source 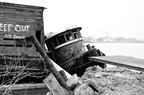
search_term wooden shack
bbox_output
[0,2,48,85]
[0,2,46,66]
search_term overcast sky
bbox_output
[2,0,144,40]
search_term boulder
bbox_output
[66,74,79,89]
[74,83,95,95]
[46,92,52,95]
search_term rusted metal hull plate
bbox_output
[89,55,144,72]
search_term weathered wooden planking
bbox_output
[0,40,15,45]
[0,2,45,58]
[89,55,144,72]
[43,73,70,95]
[0,2,45,11]
[0,2,44,40]
[0,47,37,56]
[0,83,46,91]
[0,46,36,54]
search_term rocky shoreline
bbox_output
[70,66,144,95]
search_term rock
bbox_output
[74,83,95,95]
[114,73,127,78]
[78,66,144,95]
[84,79,99,92]
[46,92,52,95]
[86,65,102,72]
[66,74,79,89]
[96,65,103,71]
[95,73,103,78]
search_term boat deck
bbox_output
[89,55,144,72]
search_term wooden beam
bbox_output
[30,35,70,91]
[89,55,144,72]
[0,83,46,91]
[59,70,68,82]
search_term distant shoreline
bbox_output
[83,36,144,43]
[85,41,144,43]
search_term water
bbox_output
[87,43,144,59]
[87,43,144,68]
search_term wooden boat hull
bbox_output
[60,48,106,76]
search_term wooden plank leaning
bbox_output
[29,35,71,92]
[44,73,69,95]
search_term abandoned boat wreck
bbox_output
[45,27,106,76]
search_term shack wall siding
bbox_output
[0,2,45,57]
